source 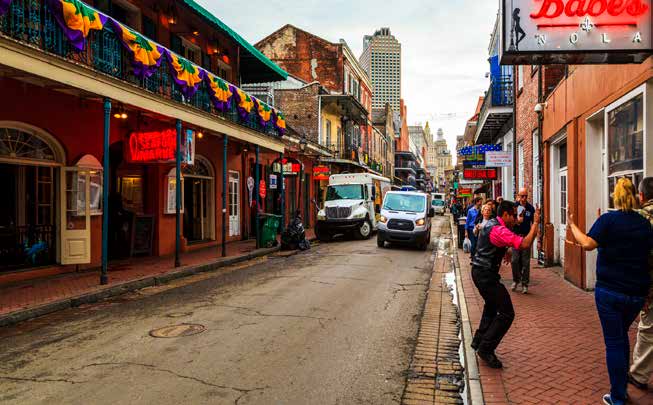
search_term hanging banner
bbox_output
[205,72,233,111]
[233,87,255,120]
[254,99,273,127]
[273,110,287,136]
[111,21,164,79]
[164,51,205,99]
[500,0,653,64]
[46,0,108,51]
[0,0,11,16]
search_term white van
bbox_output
[431,193,446,216]
[377,191,435,250]
[316,173,391,241]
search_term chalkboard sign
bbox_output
[130,215,154,256]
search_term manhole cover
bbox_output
[166,312,193,318]
[149,324,206,338]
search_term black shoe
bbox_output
[477,351,503,369]
[471,336,481,351]
[628,373,648,390]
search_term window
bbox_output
[181,38,201,64]
[518,66,524,91]
[606,93,644,209]
[142,15,157,41]
[76,155,104,216]
[165,169,185,215]
[325,120,332,149]
[518,142,524,190]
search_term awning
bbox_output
[181,0,288,83]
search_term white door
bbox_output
[228,171,240,237]
[558,170,568,266]
[60,168,91,265]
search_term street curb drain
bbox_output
[149,323,206,338]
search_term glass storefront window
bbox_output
[607,94,644,209]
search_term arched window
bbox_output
[0,124,65,164]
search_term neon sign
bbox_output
[127,130,176,163]
[530,0,649,19]
[463,169,498,180]
[500,0,653,64]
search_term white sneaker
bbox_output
[522,286,528,294]
[511,282,518,292]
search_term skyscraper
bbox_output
[360,28,401,114]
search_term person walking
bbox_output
[473,203,494,238]
[470,200,540,368]
[511,188,536,294]
[629,177,653,391]
[567,178,653,405]
[465,197,483,257]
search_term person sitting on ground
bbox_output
[628,177,653,392]
[471,200,540,369]
[567,177,653,405]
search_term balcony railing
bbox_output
[489,75,514,107]
[0,0,281,138]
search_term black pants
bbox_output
[472,267,515,353]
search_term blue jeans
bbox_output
[467,231,477,258]
[595,286,646,404]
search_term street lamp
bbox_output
[299,134,308,153]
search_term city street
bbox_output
[0,217,453,405]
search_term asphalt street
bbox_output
[0,218,449,405]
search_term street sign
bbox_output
[500,0,653,64]
[485,151,513,167]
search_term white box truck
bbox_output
[316,173,391,241]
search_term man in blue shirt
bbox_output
[511,188,536,294]
[465,197,483,257]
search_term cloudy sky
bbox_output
[196,0,498,152]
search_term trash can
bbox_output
[457,217,467,249]
[258,214,281,248]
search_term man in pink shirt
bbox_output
[470,200,540,369]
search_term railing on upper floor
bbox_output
[0,0,281,138]
[489,74,514,107]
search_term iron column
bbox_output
[279,152,285,233]
[255,145,260,249]
[101,98,111,285]
[222,135,228,257]
[175,119,182,268]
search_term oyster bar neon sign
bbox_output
[500,0,653,64]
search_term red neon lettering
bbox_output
[128,129,176,163]
[531,0,648,18]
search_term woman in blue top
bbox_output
[568,178,653,405]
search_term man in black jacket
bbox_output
[471,200,540,368]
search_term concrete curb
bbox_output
[449,216,485,405]
[0,245,281,328]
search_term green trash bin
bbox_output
[258,214,281,248]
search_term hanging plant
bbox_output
[46,0,108,51]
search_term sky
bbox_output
[196,0,498,153]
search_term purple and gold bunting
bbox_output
[254,99,273,127]
[164,51,205,99]
[273,109,286,136]
[46,0,107,51]
[0,0,12,16]
[111,21,163,79]
[232,86,254,120]
[205,72,233,111]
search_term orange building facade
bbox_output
[541,59,653,289]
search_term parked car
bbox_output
[316,173,391,241]
[377,191,435,250]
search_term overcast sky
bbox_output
[196,0,498,152]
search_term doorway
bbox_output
[550,139,568,266]
[183,156,215,244]
[228,171,240,237]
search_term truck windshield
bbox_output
[326,185,364,201]
[383,194,426,213]
[432,200,445,206]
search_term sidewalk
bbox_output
[457,252,653,404]
[0,229,315,325]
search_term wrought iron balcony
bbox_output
[475,74,514,144]
[0,0,282,138]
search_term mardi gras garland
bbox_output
[0,0,12,16]
[46,0,107,51]
[111,21,163,79]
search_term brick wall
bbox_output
[515,66,539,200]
[274,84,320,143]
[256,25,343,93]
